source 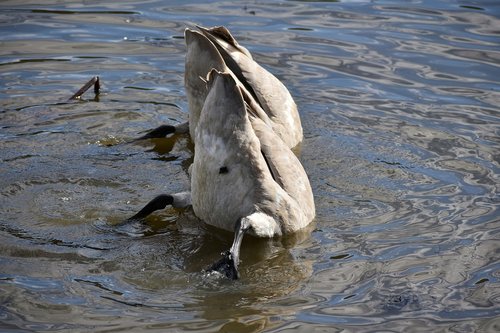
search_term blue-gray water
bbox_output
[1,0,499,332]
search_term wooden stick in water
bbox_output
[93,76,100,95]
[69,76,100,100]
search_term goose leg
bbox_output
[206,217,251,280]
[134,122,189,141]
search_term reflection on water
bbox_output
[0,0,499,332]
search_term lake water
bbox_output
[1,0,499,332]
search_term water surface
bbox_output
[1,0,499,332]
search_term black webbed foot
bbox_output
[135,125,176,141]
[125,194,174,222]
[206,250,239,280]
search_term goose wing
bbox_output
[248,106,315,223]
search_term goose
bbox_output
[125,69,315,279]
[141,26,303,149]
[190,69,315,279]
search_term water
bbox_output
[1,0,499,332]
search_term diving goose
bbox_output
[191,69,315,278]
[141,26,303,149]
[125,69,315,278]
[194,26,302,149]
